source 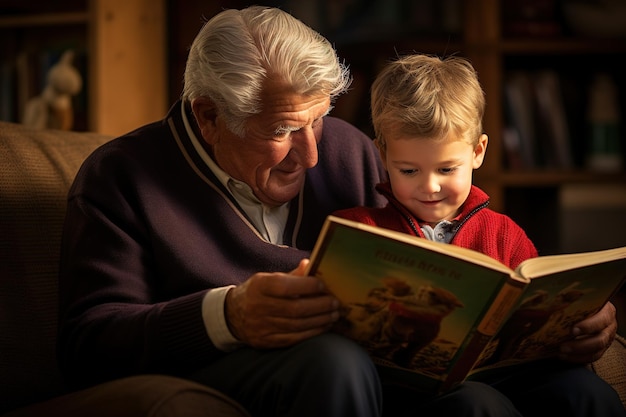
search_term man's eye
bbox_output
[273,128,294,139]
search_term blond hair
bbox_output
[371,54,485,151]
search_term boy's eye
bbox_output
[439,167,456,174]
[400,169,417,175]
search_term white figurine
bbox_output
[22,50,83,130]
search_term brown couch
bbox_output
[1,120,625,415]
[0,121,250,416]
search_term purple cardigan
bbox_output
[57,100,387,387]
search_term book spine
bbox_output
[438,278,527,393]
[477,278,527,335]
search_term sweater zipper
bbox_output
[452,200,490,234]
[404,200,490,237]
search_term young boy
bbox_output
[333,54,625,417]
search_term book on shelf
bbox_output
[532,70,573,169]
[305,215,626,394]
[0,58,16,122]
[14,50,33,124]
[503,71,537,169]
[503,69,578,170]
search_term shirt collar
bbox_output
[181,103,289,243]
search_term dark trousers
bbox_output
[189,334,625,417]
[383,360,626,417]
[189,333,382,417]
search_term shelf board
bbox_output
[336,36,626,62]
[476,170,626,187]
[0,12,88,28]
[466,37,626,55]
[336,36,464,60]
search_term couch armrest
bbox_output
[589,334,626,407]
[1,375,251,417]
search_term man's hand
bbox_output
[224,259,340,348]
[558,301,618,363]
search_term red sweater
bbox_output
[333,182,538,270]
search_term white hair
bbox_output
[183,6,351,137]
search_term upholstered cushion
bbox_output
[589,334,626,405]
[1,375,251,417]
[0,122,250,417]
[0,121,112,412]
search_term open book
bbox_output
[305,215,626,394]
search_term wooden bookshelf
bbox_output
[0,11,89,27]
[0,0,168,136]
[167,0,626,254]
[460,0,626,255]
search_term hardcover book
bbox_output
[305,215,626,393]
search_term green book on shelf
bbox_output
[305,215,626,394]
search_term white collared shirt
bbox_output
[420,220,455,243]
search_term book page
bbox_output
[475,254,626,370]
[516,246,626,279]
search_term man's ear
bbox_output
[473,134,489,169]
[191,97,219,144]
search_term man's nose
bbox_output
[290,127,318,168]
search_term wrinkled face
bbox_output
[380,132,487,226]
[195,78,331,207]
